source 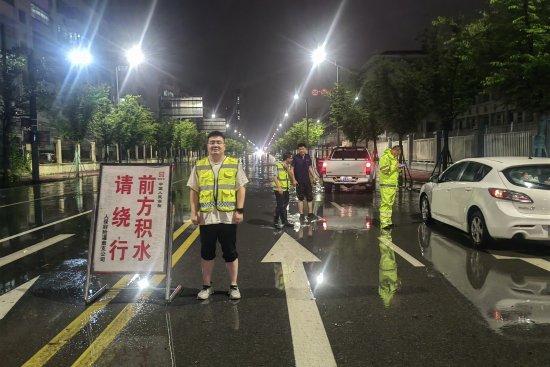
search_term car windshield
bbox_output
[331,149,370,160]
[503,165,550,190]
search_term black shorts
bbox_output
[199,223,238,262]
[296,181,313,202]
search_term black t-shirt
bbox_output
[292,154,312,183]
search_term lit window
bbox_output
[31,4,50,25]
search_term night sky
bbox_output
[105,0,487,146]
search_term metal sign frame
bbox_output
[83,163,181,304]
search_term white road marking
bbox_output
[0,192,73,208]
[262,233,337,367]
[0,276,39,319]
[330,201,344,211]
[0,211,90,244]
[0,234,75,268]
[379,237,425,267]
[490,252,550,272]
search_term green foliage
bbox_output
[7,135,30,184]
[88,85,114,147]
[53,84,112,144]
[420,16,481,128]
[477,0,550,112]
[329,84,369,146]
[107,95,155,155]
[173,119,199,150]
[275,119,325,152]
[225,138,245,155]
[364,57,427,138]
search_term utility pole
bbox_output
[28,32,39,183]
[1,23,13,187]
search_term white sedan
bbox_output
[420,157,550,246]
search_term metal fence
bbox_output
[483,131,534,157]
[394,130,536,163]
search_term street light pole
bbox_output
[305,97,309,147]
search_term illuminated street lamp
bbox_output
[293,93,299,101]
[284,112,289,118]
[279,123,282,127]
[354,95,360,102]
[68,47,93,66]
[311,45,327,66]
[125,44,145,68]
[116,44,145,104]
[211,113,216,118]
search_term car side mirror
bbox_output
[430,175,439,183]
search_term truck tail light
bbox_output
[488,188,533,203]
[365,161,372,175]
[320,161,327,176]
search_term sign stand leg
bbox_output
[165,203,182,303]
[83,201,110,304]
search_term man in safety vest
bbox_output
[188,131,248,300]
[272,152,293,229]
[378,145,402,228]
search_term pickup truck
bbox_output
[319,147,376,192]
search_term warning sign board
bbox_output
[90,164,172,273]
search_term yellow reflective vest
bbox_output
[196,156,239,212]
[379,148,399,187]
[272,162,290,191]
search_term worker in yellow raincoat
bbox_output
[378,229,399,308]
[378,146,401,228]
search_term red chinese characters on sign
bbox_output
[138,175,156,195]
[112,207,131,227]
[137,197,154,216]
[134,218,153,238]
[115,175,133,194]
[133,240,151,261]
[109,239,128,260]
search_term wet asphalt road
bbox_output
[1,162,550,366]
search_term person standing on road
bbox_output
[290,143,319,224]
[378,146,401,228]
[188,131,248,300]
[272,152,293,229]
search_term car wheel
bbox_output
[323,183,333,192]
[469,210,491,247]
[420,195,432,224]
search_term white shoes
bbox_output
[197,286,214,300]
[228,286,241,300]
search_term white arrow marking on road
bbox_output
[0,276,39,319]
[262,232,337,367]
[490,252,550,272]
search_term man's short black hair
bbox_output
[282,152,292,160]
[297,142,307,149]
[207,131,225,141]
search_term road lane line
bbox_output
[491,252,550,272]
[71,228,200,367]
[330,201,344,211]
[0,277,39,319]
[22,221,192,367]
[379,237,425,267]
[0,234,75,268]
[0,211,92,244]
[172,220,191,240]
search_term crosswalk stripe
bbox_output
[0,234,75,268]
[0,211,92,244]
